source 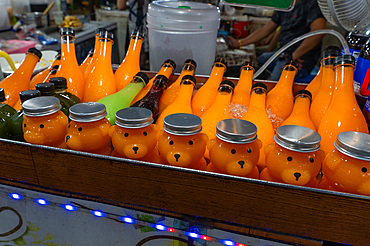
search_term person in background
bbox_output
[228,0,326,81]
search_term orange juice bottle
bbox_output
[310,48,339,129]
[156,75,196,128]
[29,53,61,88]
[201,80,235,140]
[79,49,93,73]
[30,65,59,90]
[114,31,144,90]
[0,48,42,107]
[84,28,106,80]
[230,62,254,119]
[83,31,116,102]
[191,58,227,116]
[131,59,176,105]
[56,28,85,100]
[159,59,197,113]
[318,55,369,154]
[281,90,316,131]
[242,82,274,169]
[266,62,297,129]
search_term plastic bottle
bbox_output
[114,31,144,91]
[36,82,68,117]
[344,15,370,63]
[111,107,159,162]
[50,77,81,117]
[266,62,297,130]
[83,31,116,102]
[29,53,61,88]
[30,65,59,90]
[0,88,17,119]
[66,102,112,155]
[84,28,107,80]
[79,49,93,73]
[191,58,227,116]
[159,59,197,113]
[0,88,17,139]
[318,55,369,155]
[281,90,316,131]
[97,72,149,125]
[0,48,42,107]
[201,80,235,140]
[22,96,69,148]
[9,90,41,142]
[156,75,196,129]
[131,75,169,121]
[310,47,340,129]
[354,37,370,98]
[56,28,85,100]
[131,59,176,104]
[229,62,254,119]
[241,82,274,169]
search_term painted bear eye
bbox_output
[23,124,26,128]
[361,167,368,173]
[247,149,251,153]
[231,149,236,154]
[68,124,71,128]
[78,127,82,131]
[188,140,193,145]
[143,131,147,136]
[124,133,129,137]
[169,140,174,145]
[287,156,293,162]
[40,124,44,128]
[310,158,314,163]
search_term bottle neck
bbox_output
[158,64,175,78]
[60,35,78,64]
[55,88,67,94]
[15,53,40,77]
[93,34,99,52]
[174,83,194,104]
[331,64,357,103]
[236,68,253,89]
[291,95,311,116]
[320,64,335,91]
[276,65,297,89]
[212,87,233,107]
[181,63,196,74]
[97,39,113,64]
[125,36,143,63]
[248,88,267,110]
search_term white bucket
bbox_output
[147,1,220,75]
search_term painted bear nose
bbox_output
[238,160,245,168]
[294,172,301,181]
[133,146,139,154]
[174,154,180,162]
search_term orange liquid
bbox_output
[79,53,93,73]
[318,64,369,154]
[156,81,195,128]
[305,66,322,98]
[281,93,316,131]
[191,62,226,116]
[30,57,61,89]
[242,86,274,168]
[83,37,116,102]
[310,62,335,129]
[131,62,175,105]
[114,35,143,90]
[84,34,100,80]
[0,52,40,107]
[56,35,85,100]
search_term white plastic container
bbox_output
[147,1,220,75]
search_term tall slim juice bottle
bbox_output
[114,31,144,90]
[242,82,275,169]
[310,48,340,129]
[281,90,316,131]
[201,80,235,140]
[30,65,59,90]
[266,62,297,130]
[230,62,254,119]
[79,49,93,73]
[131,59,176,104]
[0,48,42,107]
[159,59,197,113]
[29,53,61,87]
[83,31,116,102]
[156,75,196,128]
[84,28,106,80]
[97,72,149,125]
[56,27,85,100]
[318,55,369,154]
[191,58,227,116]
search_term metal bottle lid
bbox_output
[115,107,153,128]
[216,119,257,144]
[322,46,341,59]
[184,59,197,68]
[334,55,355,66]
[274,125,321,152]
[22,96,62,117]
[27,48,42,59]
[60,27,75,36]
[69,102,107,122]
[163,113,202,136]
[163,59,176,70]
[334,131,370,161]
[99,30,114,40]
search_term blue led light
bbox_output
[9,193,22,200]
[185,232,199,239]
[35,198,48,205]
[121,217,135,224]
[155,224,166,231]
[92,210,105,217]
[221,240,235,246]
[62,204,77,211]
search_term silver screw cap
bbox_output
[163,113,202,136]
[115,107,153,128]
[69,102,107,122]
[216,119,257,144]
[334,131,370,161]
[22,96,61,117]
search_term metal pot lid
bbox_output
[69,102,107,122]
[216,119,257,144]
[22,96,61,117]
[274,125,321,152]
[334,131,370,161]
[163,113,202,136]
[115,107,153,128]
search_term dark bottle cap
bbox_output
[0,88,5,102]
[87,49,94,57]
[95,27,107,35]
[334,55,356,67]
[55,53,61,60]
[284,59,298,69]
[49,69,57,75]
[27,48,42,59]
[163,59,176,70]
[60,27,75,36]
[295,89,312,98]
[214,57,227,67]
[51,65,60,70]
[251,82,267,90]
[181,75,196,85]
[153,75,169,88]
[99,30,114,40]
[134,72,149,85]
[241,61,255,71]
[20,90,42,104]
[35,83,55,96]
[322,46,341,59]
[184,59,197,68]
[131,28,145,39]
[220,80,235,89]
[49,77,67,90]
